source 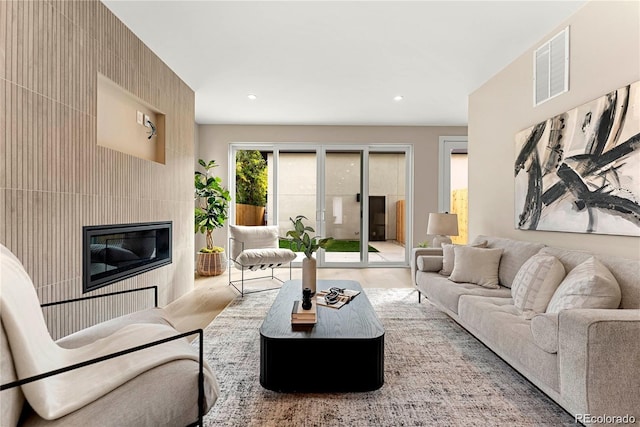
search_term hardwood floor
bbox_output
[164,266,412,333]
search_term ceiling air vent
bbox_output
[534,27,569,106]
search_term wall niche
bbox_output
[97,73,166,164]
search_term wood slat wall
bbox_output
[1,0,196,339]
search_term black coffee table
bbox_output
[259,279,384,392]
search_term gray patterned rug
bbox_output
[201,288,573,426]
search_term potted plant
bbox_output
[286,215,333,294]
[195,159,231,276]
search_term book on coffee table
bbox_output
[291,300,317,324]
[316,288,361,309]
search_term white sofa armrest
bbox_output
[558,308,640,422]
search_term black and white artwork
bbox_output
[515,81,640,236]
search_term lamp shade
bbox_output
[427,213,459,236]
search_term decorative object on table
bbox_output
[195,159,231,276]
[285,215,333,294]
[302,287,312,310]
[427,213,459,248]
[291,298,317,325]
[515,80,640,236]
[316,287,361,309]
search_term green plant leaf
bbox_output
[195,159,229,236]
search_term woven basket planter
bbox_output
[197,251,226,276]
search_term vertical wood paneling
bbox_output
[0,1,7,81]
[3,0,195,340]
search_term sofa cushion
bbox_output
[458,295,559,392]
[539,247,640,309]
[439,240,488,276]
[530,313,559,354]
[417,255,443,272]
[416,272,511,314]
[546,257,621,313]
[475,235,545,288]
[511,254,565,318]
[449,246,503,289]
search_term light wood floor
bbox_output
[164,266,412,333]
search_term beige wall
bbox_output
[197,125,467,252]
[2,0,196,339]
[469,1,640,260]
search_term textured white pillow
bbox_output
[439,240,488,276]
[546,257,621,313]
[511,254,565,317]
[229,225,279,260]
[448,246,503,289]
[236,248,296,270]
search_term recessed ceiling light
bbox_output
[248,94,257,100]
[393,95,404,102]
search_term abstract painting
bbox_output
[515,81,640,236]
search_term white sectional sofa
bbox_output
[411,235,640,425]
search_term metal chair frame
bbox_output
[228,236,293,297]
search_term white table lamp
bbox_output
[427,213,459,247]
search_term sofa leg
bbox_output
[418,291,422,303]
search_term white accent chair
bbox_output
[0,244,218,426]
[228,225,296,296]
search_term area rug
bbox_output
[200,288,573,426]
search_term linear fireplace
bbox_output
[82,222,172,293]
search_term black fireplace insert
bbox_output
[82,222,172,293]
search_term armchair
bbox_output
[0,244,218,426]
[228,225,296,296]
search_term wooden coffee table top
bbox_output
[260,279,384,340]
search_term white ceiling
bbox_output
[103,1,586,126]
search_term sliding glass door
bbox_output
[230,144,412,267]
[368,151,407,264]
[277,150,318,263]
[323,151,363,265]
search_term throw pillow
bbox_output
[439,240,488,276]
[448,246,503,289]
[511,254,565,317]
[546,257,621,313]
[530,313,559,354]
[417,256,443,272]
